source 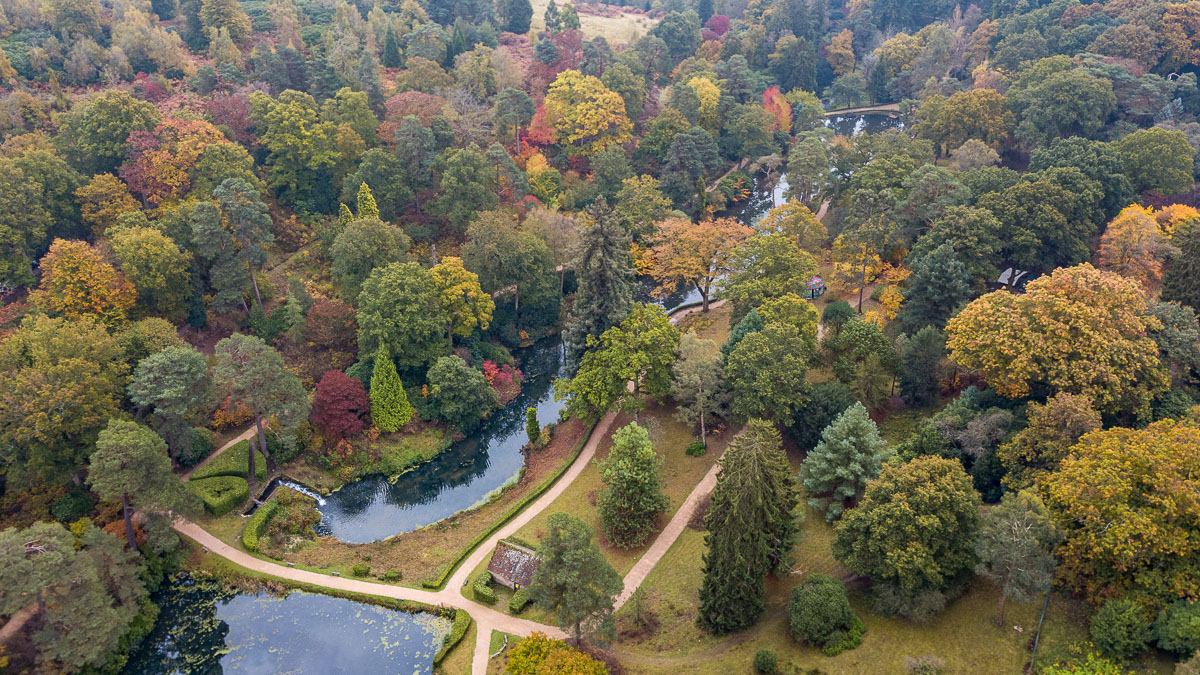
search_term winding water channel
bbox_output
[299,111,899,545]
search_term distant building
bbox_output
[992,267,1033,292]
[487,540,540,590]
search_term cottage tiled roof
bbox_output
[486,540,540,589]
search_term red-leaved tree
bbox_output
[310,370,369,441]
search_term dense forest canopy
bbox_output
[0,0,1199,669]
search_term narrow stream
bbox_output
[125,575,451,673]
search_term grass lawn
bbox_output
[512,403,730,577]
[528,0,657,43]
[486,631,524,674]
[675,302,734,345]
[437,619,476,674]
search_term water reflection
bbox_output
[313,337,567,543]
[126,576,451,674]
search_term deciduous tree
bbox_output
[974,490,1061,626]
[330,217,411,302]
[725,323,811,426]
[722,233,818,323]
[946,264,1168,417]
[31,238,136,327]
[671,333,725,446]
[356,262,448,371]
[543,70,633,157]
[311,370,369,440]
[647,217,752,312]
[110,226,192,320]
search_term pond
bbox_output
[312,336,567,543]
[126,575,451,674]
[729,112,903,225]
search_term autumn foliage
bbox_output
[32,239,136,327]
[761,86,792,134]
[1097,205,1172,288]
[311,370,370,441]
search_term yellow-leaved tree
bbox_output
[543,70,632,158]
[1096,205,1173,289]
[946,264,1167,417]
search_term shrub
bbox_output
[381,569,402,582]
[685,440,707,456]
[753,649,778,673]
[51,490,95,523]
[265,430,304,465]
[242,499,278,552]
[188,441,267,482]
[905,654,946,675]
[526,406,540,447]
[788,574,856,646]
[1091,598,1152,660]
[1153,599,1200,657]
[432,609,472,665]
[509,588,531,614]
[191,476,250,516]
[425,356,498,433]
[821,616,866,656]
[179,426,214,467]
[351,563,371,577]
[473,570,497,604]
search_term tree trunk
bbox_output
[122,492,137,551]
[431,242,438,265]
[247,426,258,496]
[997,578,1009,627]
[515,124,521,154]
[574,620,582,643]
[256,414,275,474]
[857,260,866,314]
[514,285,519,312]
[248,261,264,313]
[700,284,709,312]
[698,381,706,446]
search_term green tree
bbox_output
[213,178,274,313]
[494,88,536,151]
[833,456,981,621]
[698,420,799,634]
[330,217,411,302]
[1114,127,1196,196]
[369,349,412,432]
[199,0,250,40]
[88,419,198,549]
[110,226,193,320]
[127,345,212,462]
[897,248,972,333]
[788,574,857,647]
[597,422,669,548]
[898,325,945,408]
[1163,218,1200,311]
[1028,137,1135,221]
[382,24,402,67]
[801,402,889,522]
[1091,599,1153,661]
[356,262,448,371]
[528,513,624,643]
[431,256,493,348]
[614,175,671,240]
[997,392,1101,491]
[432,145,499,234]
[213,333,310,494]
[54,90,160,173]
[1152,600,1200,658]
[722,233,818,324]
[0,159,53,287]
[426,355,499,433]
[0,521,146,672]
[671,333,725,446]
[498,0,532,33]
[559,304,681,422]
[720,308,763,364]
[725,323,811,426]
[563,200,635,367]
[974,490,1062,626]
[821,300,856,336]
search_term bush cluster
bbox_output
[508,588,531,614]
[188,440,267,481]
[788,574,865,656]
[473,570,497,604]
[241,499,278,552]
[191,476,249,516]
[432,609,472,666]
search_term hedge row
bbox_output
[242,499,278,552]
[192,476,249,516]
[473,570,496,604]
[190,440,267,482]
[433,609,472,666]
[508,588,531,614]
[420,419,598,590]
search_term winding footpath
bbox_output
[172,299,738,673]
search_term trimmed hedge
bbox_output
[433,609,472,666]
[420,419,598,590]
[508,588,531,614]
[242,499,278,552]
[192,476,250,516]
[473,570,497,604]
[190,440,268,482]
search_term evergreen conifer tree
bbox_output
[801,402,890,522]
[357,182,379,220]
[562,199,635,370]
[720,308,763,364]
[1163,219,1200,312]
[499,0,533,33]
[597,422,670,548]
[369,349,412,431]
[899,325,945,407]
[698,420,799,634]
[544,0,560,31]
[382,25,402,68]
[529,513,623,643]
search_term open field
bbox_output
[529,0,658,44]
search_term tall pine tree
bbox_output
[563,198,635,370]
[382,25,402,68]
[800,402,890,522]
[698,419,798,634]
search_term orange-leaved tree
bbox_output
[646,216,752,312]
[31,239,135,327]
[946,263,1167,418]
[1097,205,1173,289]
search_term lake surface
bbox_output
[126,576,451,674]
